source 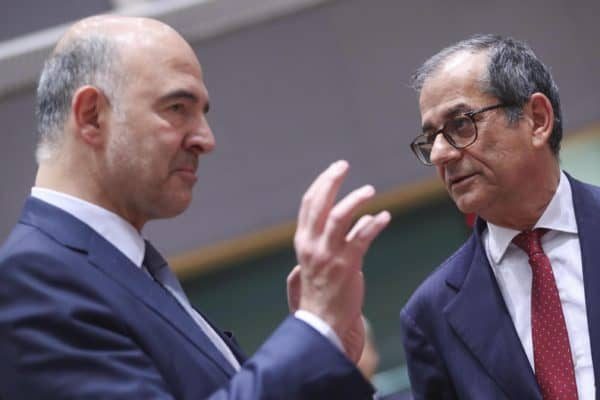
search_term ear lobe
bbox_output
[527,92,554,149]
[71,85,107,147]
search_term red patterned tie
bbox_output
[512,229,578,399]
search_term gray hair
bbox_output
[412,34,562,155]
[35,35,121,162]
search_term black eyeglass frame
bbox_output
[410,103,509,165]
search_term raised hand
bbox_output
[287,265,367,362]
[289,160,390,362]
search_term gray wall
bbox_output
[1,0,599,257]
[0,0,112,41]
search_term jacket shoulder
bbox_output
[0,221,81,273]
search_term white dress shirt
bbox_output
[483,172,594,399]
[31,187,343,370]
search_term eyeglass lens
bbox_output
[414,116,476,164]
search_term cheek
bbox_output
[137,133,175,178]
[110,135,158,189]
[106,131,133,172]
[467,135,510,177]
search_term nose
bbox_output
[429,133,461,166]
[185,115,215,156]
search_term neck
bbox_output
[35,162,86,199]
[482,164,560,231]
[35,162,146,232]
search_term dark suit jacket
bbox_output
[400,175,600,399]
[0,197,373,399]
[377,389,413,400]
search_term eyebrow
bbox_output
[158,90,211,113]
[421,103,472,133]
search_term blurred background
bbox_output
[1,0,598,396]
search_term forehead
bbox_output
[418,51,491,127]
[121,31,207,100]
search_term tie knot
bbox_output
[512,228,548,257]
[143,240,168,276]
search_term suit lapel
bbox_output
[444,226,541,399]
[21,197,236,378]
[189,304,247,363]
[221,331,247,363]
[569,175,600,398]
[86,235,237,377]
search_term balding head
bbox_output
[35,15,194,163]
[55,15,186,54]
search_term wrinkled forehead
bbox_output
[418,51,490,127]
[116,27,205,94]
[126,37,202,77]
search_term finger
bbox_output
[322,184,375,246]
[345,210,391,259]
[297,161,347,227]
[346,214,374,242]
[286,265,302,313]
[297,160,349,235]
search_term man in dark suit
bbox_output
[0,15,391,399]
[401,34,598,399]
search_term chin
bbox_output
[152,195,193,219]
[170,199,193,217]
[452,193,482,215]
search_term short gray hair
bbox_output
[412,34,562,155]
[35,36,121,162]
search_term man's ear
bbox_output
[71,85,108,148]
[526,92,554,149]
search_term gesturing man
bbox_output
[0,15,390,399]
[401,35,598,399]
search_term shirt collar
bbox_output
[31,187,145,268]
[486,171,578,264]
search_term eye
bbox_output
[169,103,185,113]
[447,116,473,138]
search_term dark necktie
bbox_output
[143,240,188,302]
[142,240,241,370]
[512,229,578,399]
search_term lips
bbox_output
[176,166,196,174]
[171,153,199,183]
[448,173,476,188]
[173,164,198,183]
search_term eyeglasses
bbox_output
[410,103,508,165]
